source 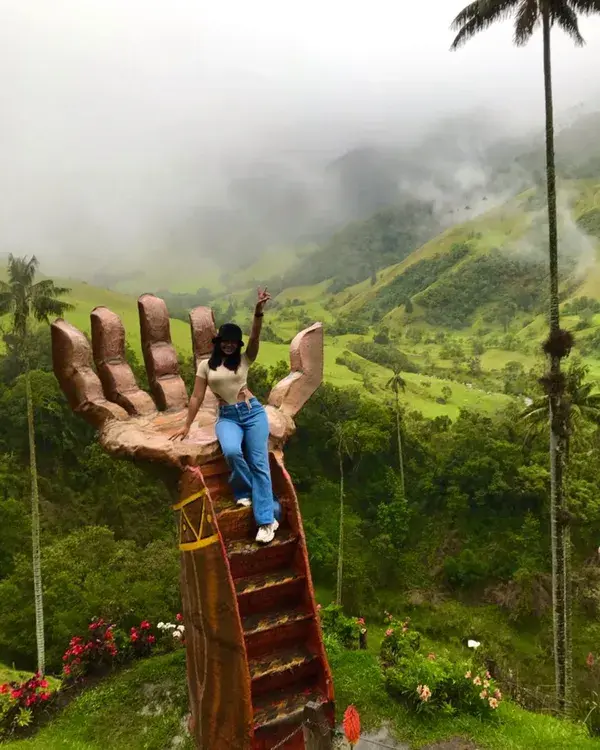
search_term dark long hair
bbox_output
[208,342,242,372]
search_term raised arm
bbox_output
[246,287,271,363]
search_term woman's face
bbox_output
[220,339,238,356]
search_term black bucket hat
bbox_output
[213,323,244,347]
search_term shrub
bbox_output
[380,613,503,719]
[62,617,119,681]
[318,604,365,650]
[128,620,157,659]
[0,673,53,735]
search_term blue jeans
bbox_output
[215,398,280,526]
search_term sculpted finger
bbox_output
[51,319,128,428]
[91,307,156,416]
[189,306,217,362]
[189,305,219,424]
[267,322,323,417]
[138,294,188,411]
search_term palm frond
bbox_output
[553,2,586,44]
[568,0,600,14]
[451,0,521,48]
[7,254,38,288]
[514,0,540,44]
[0,284,13,316]
[32,296,74,324]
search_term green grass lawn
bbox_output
[4,646,600,750]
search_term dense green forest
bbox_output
[3,319,600,714]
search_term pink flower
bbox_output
[402,626,408,633]
[588,653,595,669]
[483,679,490,688]
[473,676,482,686]
[385,629,394,637]
[357,617,365,625]
[464,671,472,679]
[316,604,322,611]
[480,690,488,699]
[485,670,491,679]
[416,684,431,702]
[494,689,502,700]
[489,697,499,709]
[427,653,436,661]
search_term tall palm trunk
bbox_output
[395,391,405,498]
[26,369,45,675]
[336,444,344,606]
[543,8,569,713]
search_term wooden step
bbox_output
[243,605,313,660]
[253,680,326,733]
[227,528,298,579]
[243,605,311,637]
[250,646,320,699]
[236,569,306,617]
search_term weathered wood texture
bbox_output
[178,456,335,749]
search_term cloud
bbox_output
[1,0,600,279]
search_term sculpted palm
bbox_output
[452,0,600,713]
[51,295,323,471]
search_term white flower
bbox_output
[167,623,176,630]
[157,622,165,629]
[173,630,182,639]
[177,625,185,633]
[467,639,481,649]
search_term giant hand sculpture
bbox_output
[50,294,333,750]
[51,294,323,468]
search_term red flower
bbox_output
[10,689,23,700]
[357,617,365,625]
[63,666,71,676]
[131,632,139,642]
[39,679,49,689]
[176,613,183,622]
[588,652,595,669]
[0,684,8,694]
[40,692,51,701]
[343,705,361,746]
[140,621,151,630]
[148,635,156,644]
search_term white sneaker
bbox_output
[236,498,252,508]
[255,520,279,544]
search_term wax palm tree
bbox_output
[451,0,600,713]
[0,255,72,674]
[522,362,600,457]
[329,422,359,606]
[386,366,406,498]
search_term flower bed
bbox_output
[381,612,503,719]
[0,611,185,739]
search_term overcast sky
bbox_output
[2,0,600,271]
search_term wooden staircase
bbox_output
[199,455,334,749]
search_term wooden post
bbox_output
[359,630,368,651]
[303,701,333,750]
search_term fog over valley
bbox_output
[2,0,600,284]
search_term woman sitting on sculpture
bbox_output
[172,288,280,544]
